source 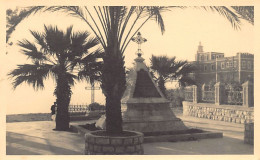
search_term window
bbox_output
[211,64,215,70]
[242,61,246,68]
[221,62,225,69]
[230,62,233,67]
[226,62,229,68]
[248,61,251,69]
[234,61,237,67]
[204,65,207,71]
[212,55,215,59]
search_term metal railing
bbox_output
[69,105,89,116]
[202,90,215,103]
[184,88,193,102]
[225,90,243,105]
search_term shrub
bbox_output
[166,88,185,107]
[89,102,105,111]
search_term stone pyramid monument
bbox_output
[121,32,187,133]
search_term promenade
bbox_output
[6,115,253,155]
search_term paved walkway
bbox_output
[6,116,253,155]
[7,121,84,155]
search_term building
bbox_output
[190,42,254,84]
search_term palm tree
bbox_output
[7,6,246,135]
[150,55,196,96]
[8,25,101,131]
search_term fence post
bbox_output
[242,81,254,107]
[201,84,205,101]
[215,82,224,105]
[192,85,198,103]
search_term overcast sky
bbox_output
[0,7,254,114]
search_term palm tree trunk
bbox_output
[105,94,123,134]
[102,47,126,135]
[55,73,71,131]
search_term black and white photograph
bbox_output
[0,1,258,159]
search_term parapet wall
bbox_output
[183,101,254,124]
[238,52,254,58]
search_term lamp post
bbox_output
[215,57,218,82]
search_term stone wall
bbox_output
[85,131,144,155]
[183,101,254,124]
[244,123,254,145]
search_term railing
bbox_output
[202,90,215,103]
[69,105,89,116]
[201,84,215,103]
[184,81,253,107]
[225,90,243,105]
[184,88,193,102]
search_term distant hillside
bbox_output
[6,113,51,123]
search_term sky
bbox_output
[0,7,254,114]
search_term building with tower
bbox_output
[189,42,254,84]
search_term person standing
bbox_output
[51,102,57,121]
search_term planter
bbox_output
[85,130,144,155]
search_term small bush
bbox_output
[89,102,105,111]
[166,88,185,107]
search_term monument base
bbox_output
[122,102,188,133]
[123,119,187,133]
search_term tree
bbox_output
[150,55,196,96]
[7,6,247,135]
[8,25,101,131]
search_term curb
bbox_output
[71,124,223,143]
[144,131,223,143]
[70,124,91,136]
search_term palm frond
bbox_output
[17,39,47,61]
[146,7,170,34]
[8,63,53,90]
[44,25,70,55]
[171,62,194,79]
[77,49,103,83]
[70,31,90,55]
[29,30,49,53]
[45,6,83,18]
[231,6,254,25]
[150,55,195,86]
[201,6,241,29]
[68,31,100,69]
[118,6,137,47]
[178,75,196,87]
[65,72,78,86]
[6,6,45,43]
[65,25,73,41]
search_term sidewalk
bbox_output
[143,115,253,155]
[6,116,253,155]
[6,121,84,155]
